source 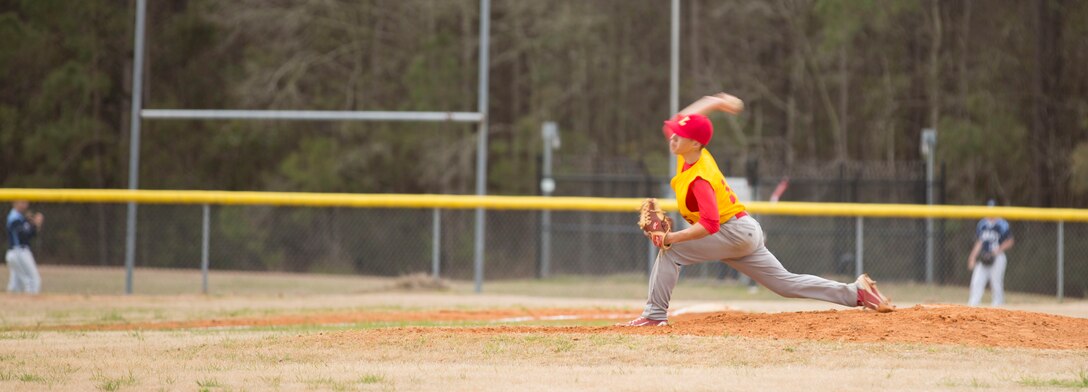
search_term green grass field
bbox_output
[0,266,1085,391]
[28,264,1062,304]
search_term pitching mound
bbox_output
[446,305,1088,350]
[40,304,1088,350]
[687,304,1088,349]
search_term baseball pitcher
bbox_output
[623,93,893,327]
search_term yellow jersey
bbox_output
[669,149,746,225]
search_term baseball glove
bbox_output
[638,198,673,249]
[978,250,996,266]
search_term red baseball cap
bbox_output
[663,114,713,146]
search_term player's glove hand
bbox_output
[638,198,673,249]
[977,250,996,266]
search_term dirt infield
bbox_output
[447,305,1088,350]
[41,304,1088,350]
[38,307,631,331]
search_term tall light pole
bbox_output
[539,122,559,279]
[124,0,148,295]
[666,0,680,205]
[473,0,491,293]
[921,128,937,284]
[653,0,681,273]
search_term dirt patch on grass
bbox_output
[329,305,1088,350]
[423,305,1088,350]
[34,307,632,331]
[677,304,1088,349]
[36,304,1088,350]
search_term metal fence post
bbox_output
[1058,220,1064,303]
[201,204,210,294]
[540,209,551,279]
[647,242,656,276]
[855,216,864,276]
[432,208,441,279]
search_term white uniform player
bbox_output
[6,201,43,294]
[967,200,1014,306]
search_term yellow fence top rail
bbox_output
[1,188,1086,221]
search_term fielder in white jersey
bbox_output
[967,199,1014,306]
[6,201,43,294]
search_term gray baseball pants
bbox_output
[5,247,41,294]
[968,253,1006,306]
[642,215,858,320]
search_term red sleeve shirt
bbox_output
[672,120,720,233]
[681,162,721,234]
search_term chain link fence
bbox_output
[15,201,1086,299]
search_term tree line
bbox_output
[2,0,1087,207]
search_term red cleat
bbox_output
[616,317,669,327]
[856,273,894,312]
